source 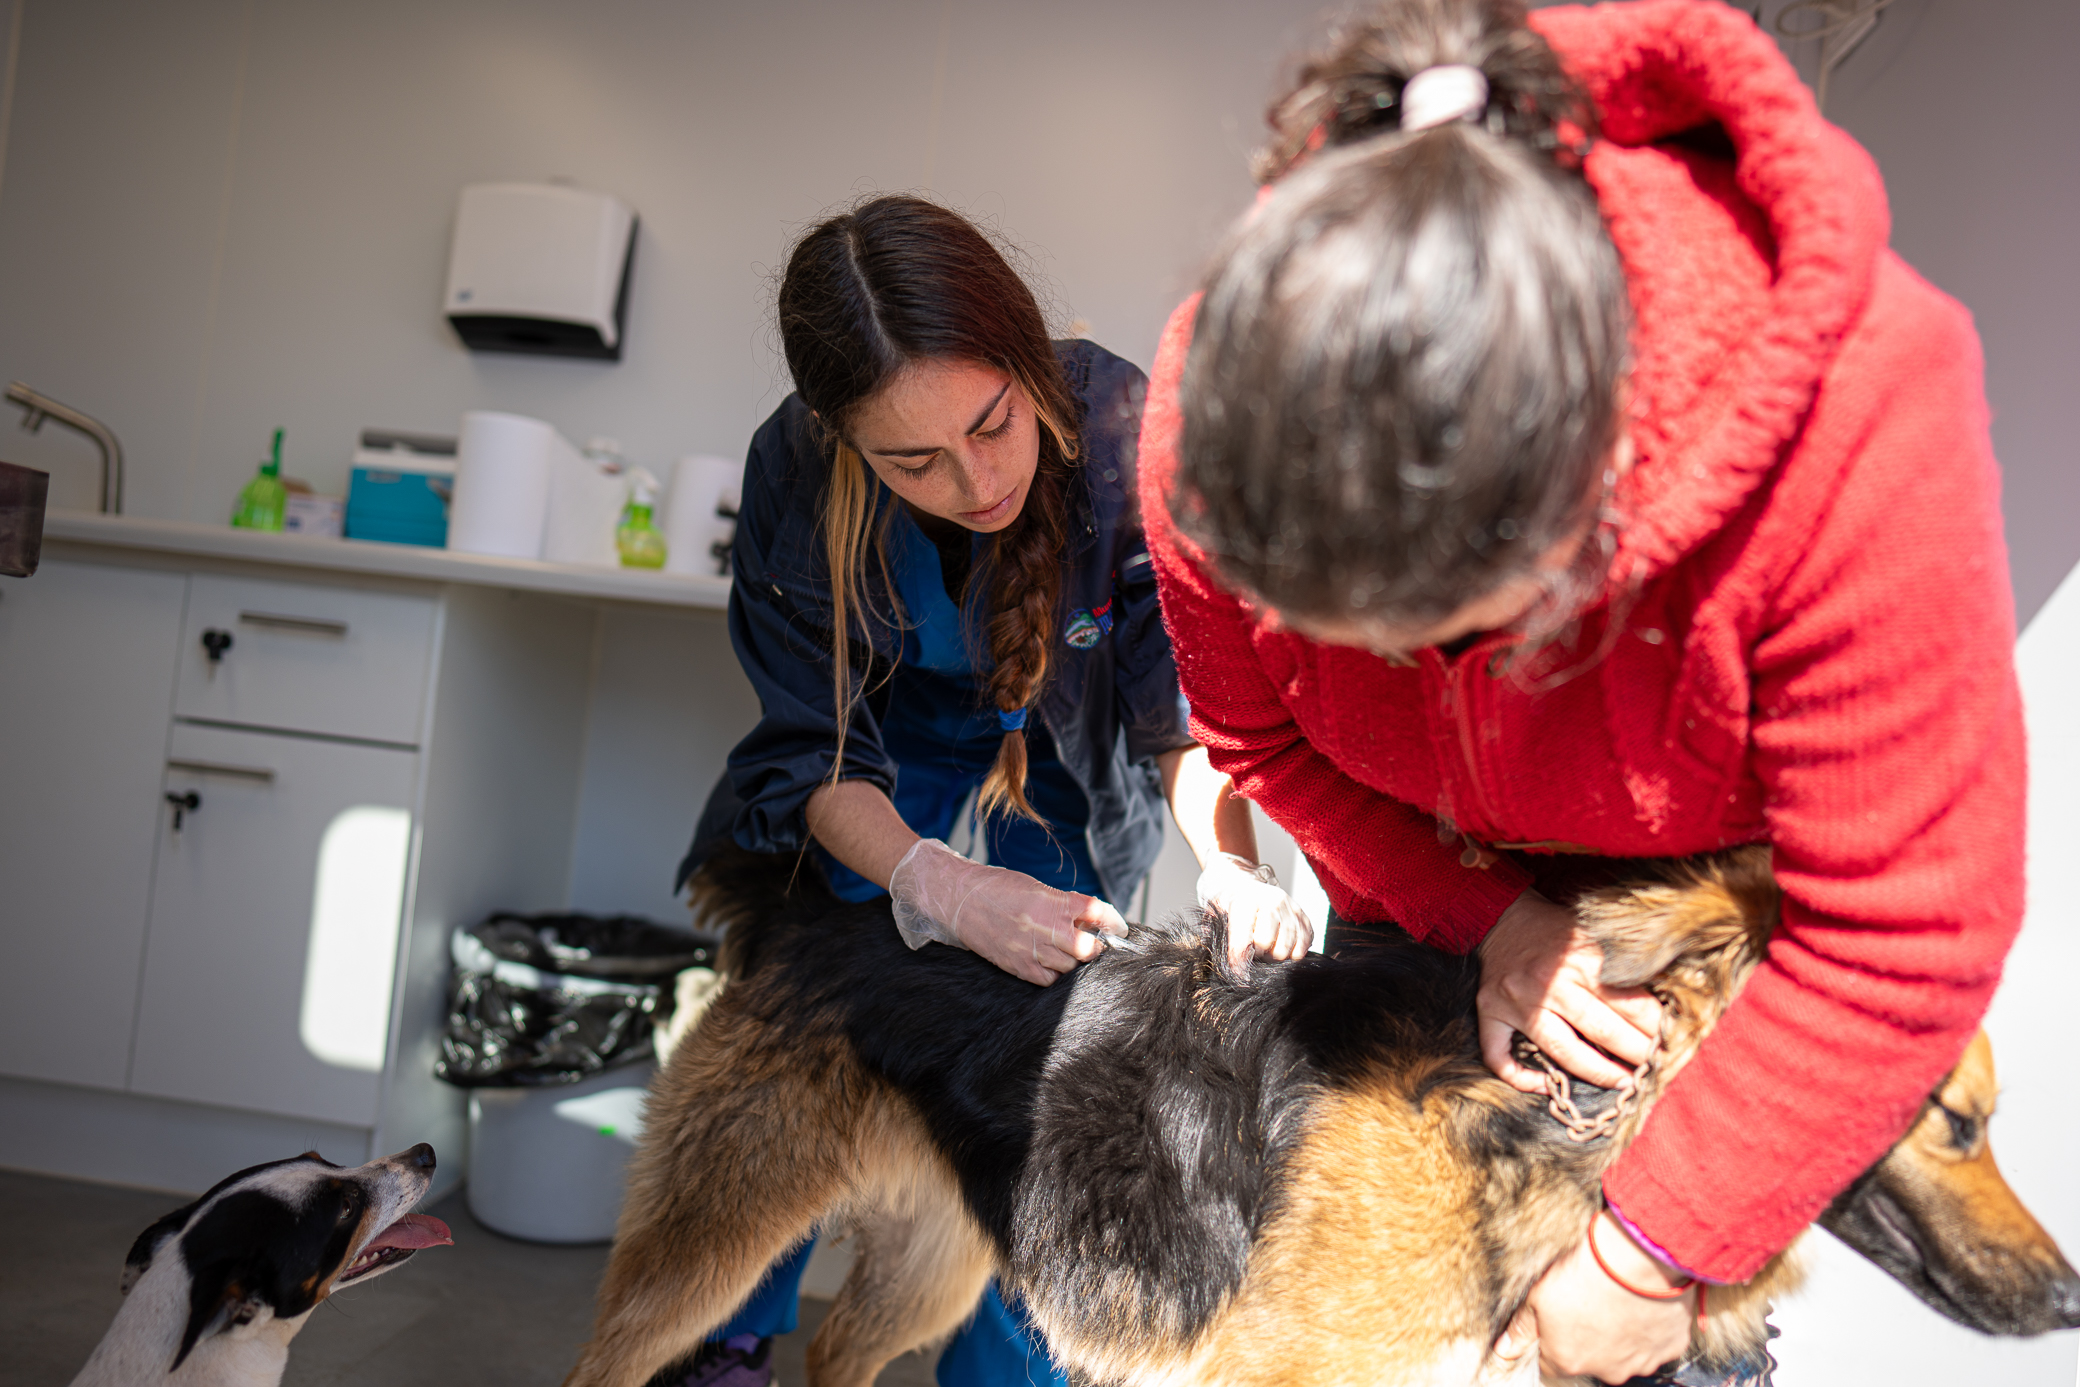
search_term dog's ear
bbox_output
[168,1184,351,1369]
[1578,849,1777,988]
[121,1199,201,1296]
[125,1150,334,1297]
[172,1191,292,1369]
[174,1270,271,1370]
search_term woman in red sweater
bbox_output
[1139,0,2023,1380]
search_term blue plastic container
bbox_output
[346,452,453,548]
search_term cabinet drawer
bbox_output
[176,574,436,744]
[130,723,419,1126]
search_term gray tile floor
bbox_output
[1,1167,934,1387]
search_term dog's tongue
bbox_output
[364,1213,453,1253]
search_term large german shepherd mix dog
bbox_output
[566,847,2080,1387]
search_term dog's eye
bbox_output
[1941,1105,1982,1151]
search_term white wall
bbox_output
[0,0,1331,522]
[0,0,1336,920]
[564,605,758,922]
[2,2,2066,622]
[1744,0,2078,626]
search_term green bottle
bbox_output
[231,428,288,531]
[616,466,668,569]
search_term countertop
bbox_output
[41,511,732,610]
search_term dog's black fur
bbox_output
[715,848,1610,1344]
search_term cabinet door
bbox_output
[0,560,186,1089]
[130,723,418,1125]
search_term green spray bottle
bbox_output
[616,466,668,569]
[231,428,288,531]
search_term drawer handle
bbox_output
[166,758,277,784]
[238,610,349,637]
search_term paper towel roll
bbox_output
[449,411,557,559]
[542,440,624,568]
[664,454,743,577]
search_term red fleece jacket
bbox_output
[1138,0,2023,1283]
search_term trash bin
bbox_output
[436,911,716,1243]
[467,1060,657,1243]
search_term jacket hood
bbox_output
[1530,0,1890,580]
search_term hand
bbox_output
[1478,890,1661,1092]
[1196,853,1313,967]
[887,839,1128,985]
[1523,1209,1694,1383]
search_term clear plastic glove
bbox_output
[1196,853,1314,967]
[888,838,1128,986]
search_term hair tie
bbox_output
[1400,65,1488,132]
[998,707,1027,734]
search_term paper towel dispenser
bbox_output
[443,183,637,361]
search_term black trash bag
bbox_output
[435,911,717,1088]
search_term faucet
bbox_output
[6,382,123,514]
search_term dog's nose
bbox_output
[2050,1272,2080,1329]
[404,1143,436,1172]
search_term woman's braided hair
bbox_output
[777,194,1080,824]
[974,438,1070,821]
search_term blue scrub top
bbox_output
[817,507,1098,902]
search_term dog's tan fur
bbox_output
[569,848,2061,1386]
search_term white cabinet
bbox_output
[0,560,186,1089]
[0,563,433,1118]
[130,722,418,1126]
[0,522,714,1198]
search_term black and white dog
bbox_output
[69,1145,451,1387]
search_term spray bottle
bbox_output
[616,466,667,569]
[231,428,288,531]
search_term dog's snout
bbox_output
[404,1143,435,1172]
[2049,1271,2080,1329]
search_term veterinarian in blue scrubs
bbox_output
[667,196,1313,1387]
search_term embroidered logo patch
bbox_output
[1064,598,1114,650]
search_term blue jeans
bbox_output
[721,1246,1063,1387]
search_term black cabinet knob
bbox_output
[165,790,201,830]
[201,629,233,663]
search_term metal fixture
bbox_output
[5,382,124,514]
[165,790,201,831]
[1775,0,1899,114]
[238,610,349,636]
[164,758,277,784]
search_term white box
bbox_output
[283,493,343,537]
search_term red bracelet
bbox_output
[1588,1216,1692,1301]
